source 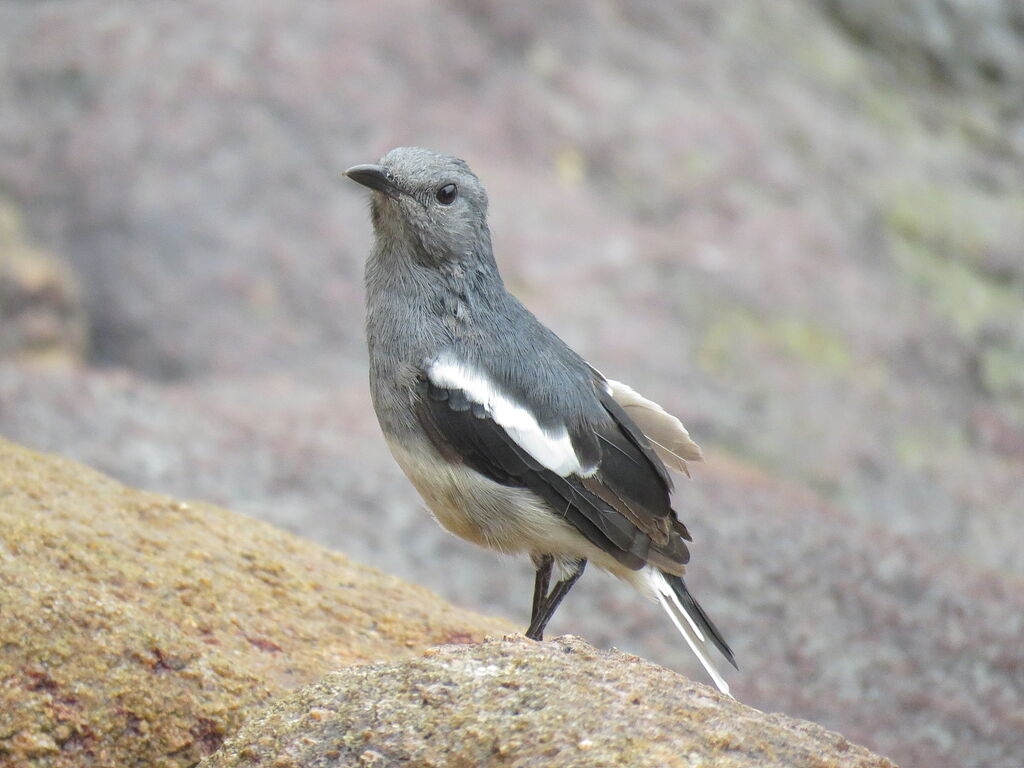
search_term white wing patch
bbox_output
[428,354,585,477]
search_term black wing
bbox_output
[414,369,691,574]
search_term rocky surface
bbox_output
[0,438,511,767]
[0,198,87,364]
[200,636,894,768]
[0,2,1022,766]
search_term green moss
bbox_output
[699,310,854,377]
[859,88,917,132]
[775,317,854,372]
[885,184,1024,410]
[895,428,967,472]
[888,234,1020,339]
[884,184,1024,270]
[980,347,1024,398]
[793,34,868,91]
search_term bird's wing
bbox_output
[415,352,691,574]
[605,379,703,477]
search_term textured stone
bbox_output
[200,636,896,768]
[0,199,86,364]
[0,438,511,767]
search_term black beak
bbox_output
[343,164,400,198]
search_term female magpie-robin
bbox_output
[345,147,737,694]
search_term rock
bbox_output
[0,199,87,364]
[200,636,896,768]
[0,438,512,767]
[823,0,1024,90]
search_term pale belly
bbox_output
[384,437,634,581]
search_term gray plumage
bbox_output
[346,146,736,694]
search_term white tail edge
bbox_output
[648,570,731,696]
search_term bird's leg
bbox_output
[525,559,587,641]
[529,554,553,631]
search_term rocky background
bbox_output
[0,1,1022,766]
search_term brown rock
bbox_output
[200,636,896,768]
[0,438,512,767]
[0,200,87,364]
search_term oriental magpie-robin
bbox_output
[345,147,737,694]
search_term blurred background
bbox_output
[1,1,1022,765]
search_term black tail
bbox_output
[667,574,738,670]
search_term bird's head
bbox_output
[345,147,491,268]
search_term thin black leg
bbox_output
[525,559,587,641]
[530,554,553,630]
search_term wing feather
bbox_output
[416,357,693,574]
[416,374,649,569]
[606,379,703,477]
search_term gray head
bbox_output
[345,147,492,269]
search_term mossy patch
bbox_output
[888,233,1021,339]
[883,181,1024,416]
[980,347,1024,399]
[698,309,854,377]
[884,184,1024,280]
[858,87,917,133]
[894,425,971,473]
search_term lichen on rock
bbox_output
[199,636,897,768]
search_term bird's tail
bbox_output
[647,570,737,696]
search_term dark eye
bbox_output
[436,183,458,205]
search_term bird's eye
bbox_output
[436,183,458,205]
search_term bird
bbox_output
[344,146,737,694]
